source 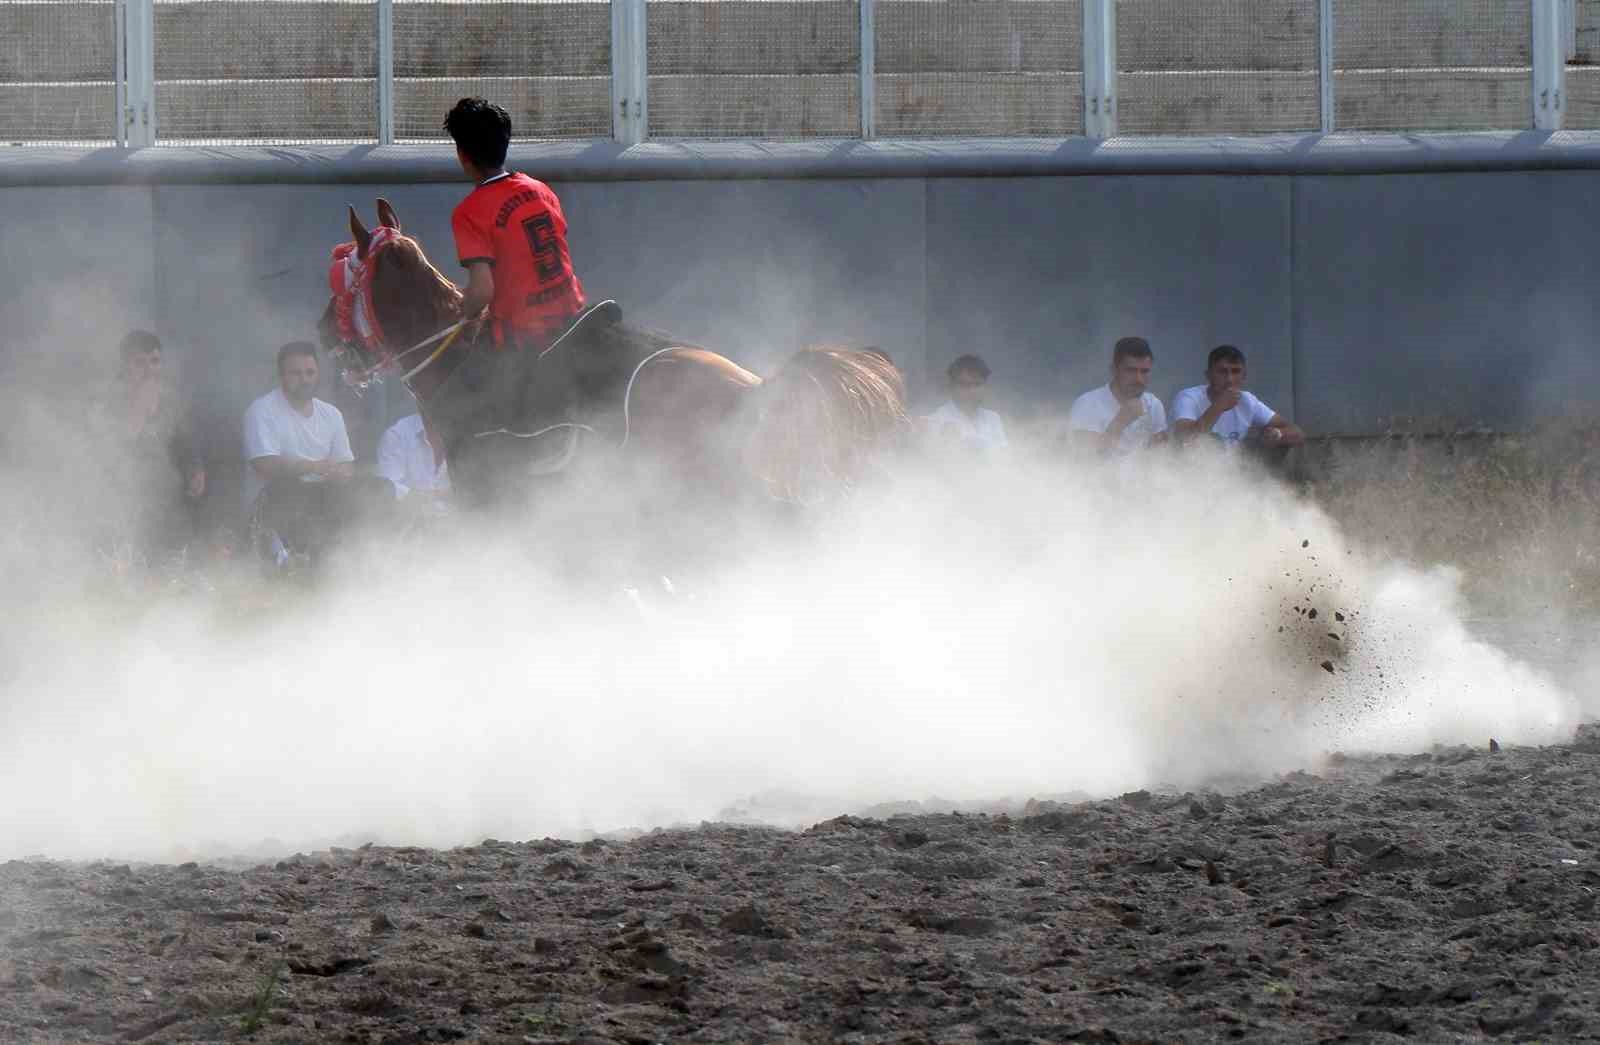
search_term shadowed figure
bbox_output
[318,199,909,516]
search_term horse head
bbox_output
[320,198,465,400]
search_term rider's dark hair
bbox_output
[948,354,991,383]
[119,329,161,359]
[1207,344,1247,369]
[1112,336,1152,364]
[444,98,512,171]
[277,341,318,374]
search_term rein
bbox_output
[397,320,469,385]
[330,228,468,392]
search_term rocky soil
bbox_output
[5,728,1600,1044]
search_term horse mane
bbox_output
[744,345,911,504]
[370,234,464,352]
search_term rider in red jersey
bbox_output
[444,98,586,351]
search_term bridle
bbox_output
[328,228,467,392]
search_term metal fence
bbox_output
[0,0,1583,146]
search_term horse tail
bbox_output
[744,346,912,504]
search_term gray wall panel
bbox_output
[1292,171,1600,434]
[924,177,1294,418]
[150,184,384,456]
[8,156,1598,464]
[0,186,157,386]
[562,179,927,383]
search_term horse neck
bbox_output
[384,288,462,356]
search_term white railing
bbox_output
[2,0,1581,147]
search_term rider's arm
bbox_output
[460,260,494,319]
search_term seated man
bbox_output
[1067,336,1168,457]
[376,412,450,503]
[924,354,1008,453]
[95,330,207,556]
[1171,345,1305,451]
[242,342,356,563]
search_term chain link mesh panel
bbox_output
[154,0,377,144]
[1,0,119,144]
[394,0,610,141]
[648,0,859,138]
[1565,0,1600,127]
[1332,0,1531,131]
[1117,0,1319,135]
[876,0,1082,137]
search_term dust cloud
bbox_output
[0,387,1580,861]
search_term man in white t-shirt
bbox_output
[1067,336,1168,457]
[1171,345,1305,450]
[376,412,450,501]
[923,354,1008,454]
[242,342,356,560]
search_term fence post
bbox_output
[860,0,875,139]
[114,0,127,146]
[1318,0,1334,132]
[1082,0,1116,139]
[123,0,156,146]
[376,0,394,144]
[1533,0,1566,131]
[612,0,648,145]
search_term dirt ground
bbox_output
[4,727,1600,1045]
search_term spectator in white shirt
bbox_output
[924,354,1008,453]
[242,342,356,561]
[1067,336,1169,457]
[1171,345,1305,450]
[376,412,450,500]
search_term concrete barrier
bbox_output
[8,136,1600,445]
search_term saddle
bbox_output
[426,300,625,499]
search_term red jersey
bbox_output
[451,172,585,346]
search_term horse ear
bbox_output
[348,205,372,259]
[376,198,401,231]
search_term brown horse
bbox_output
[318,198,909,508]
